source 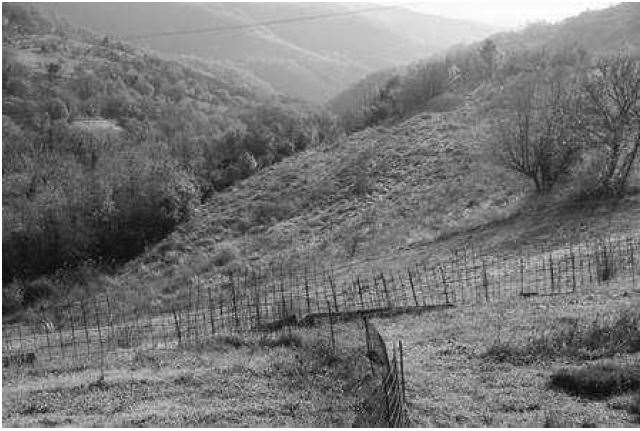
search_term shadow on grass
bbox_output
[549,361,640,399]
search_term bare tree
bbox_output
[583,52,640,196]
[493,72,585,193]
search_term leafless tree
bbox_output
[493,72,585,193]
[583,52,640,196]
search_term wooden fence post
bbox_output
[328,272,339,313]
[549,253,555,293]
[327,301,335,353]
[482,260,489,303]
[80,300,90,358]
[172,307,181,345]
[94,299,104,375]
[304,266,311,316]
[520,256,525,296]
[570,246,577,293]
[381,272,391,308]
[439,265,450,305]
[356,277,365,310]
[399,339,406,402]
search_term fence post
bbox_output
[570,245,577,293]
[549,253,555,293]
[439,265,450,305]
[356,277,364,310]
[172,307,181,345]
[80,300,90,358]
[327,301,335,353]
[94,299,105,375]
[399,339,406,403]
[519,256,524,296]
[630,237,636,290]
[328,272,340,313]
[482,260,489,303]
[304,266,311,316]
[231,271,239,328]
[407,270,419,307]
[207,285,215,335]
[381,272,391,308]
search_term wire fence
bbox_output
[3,232,638,427]
[3,232,638,369]
[363,318,409,427]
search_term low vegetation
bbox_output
[484,309,640,365]
[549,362,640,398]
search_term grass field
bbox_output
[372,280,640,427]
[2,326,374,427]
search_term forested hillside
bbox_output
[43,2,495,102]
[2,3,339,310]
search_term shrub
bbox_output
[260,333,303,348]
[212,245,237,267]
[630,391,640,416]
[549,362,640,398]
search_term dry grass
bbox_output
[484,308,640,365]
[2,326,372,427]
[370,280,640,427]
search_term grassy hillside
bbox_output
[85,95,640,308]
[43,2,496,102]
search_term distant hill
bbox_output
[328,2,640,130]
[42,2,496,102]
[488,2,640,54]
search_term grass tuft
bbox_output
[630,391,640,416]
[484,309,640,365]
[549,361,640,399]
[260,333,304,348]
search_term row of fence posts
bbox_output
[3,234,639,368]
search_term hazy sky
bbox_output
[401,0,620,29]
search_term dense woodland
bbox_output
[2,4,339,309]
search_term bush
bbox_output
[630,392,640,416]
[260,333,304,348]
[212,245,237,267]
[550,362,640,398]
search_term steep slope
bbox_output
[43,2,496,102]
[101,96,640,306]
